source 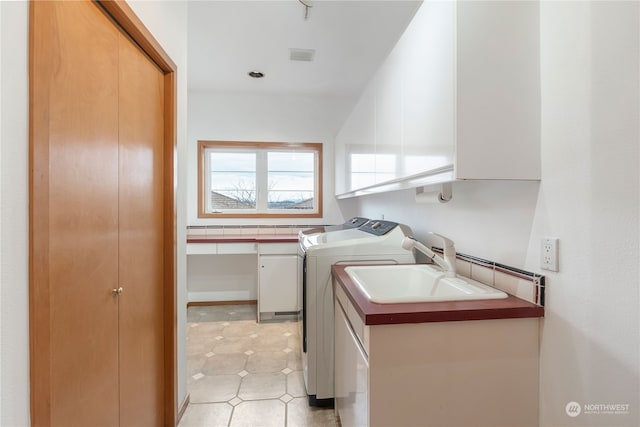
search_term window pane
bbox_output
[268,152,314,172]
[209,152,256,210]
[199,141,322,217]
[267,152,315,210]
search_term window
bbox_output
[198,141,323,218]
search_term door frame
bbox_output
[28,1,178,425]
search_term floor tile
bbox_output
[287,351,302,371]
[287,336,301,352]
[229,396,243,406]
[185,305,337,427]
[212,336,254,354]
[189,374,241,403]
[251,334,289,352]
[286,371,307,398]
[246,351,288,373]
[223,320,259,337]
[257,321,294,336]
[238,372,286,400]
[201,353,248,375]
[287,397,338,427]
[178,402,232,427]
[280,393,294,403]
[187,340,213,357]
[188,322,226,337]
[229,399,285,427]
[187,355,207,377]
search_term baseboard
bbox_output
[187,300,257,307]
[177,393,190,424]
[188,290,254,302]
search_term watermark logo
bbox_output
[566,401,582,417]
[565,401,631,417]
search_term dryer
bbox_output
[297,220,415,406]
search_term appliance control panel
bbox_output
[344,217,369,228]
[359,220,398,236]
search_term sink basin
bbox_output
[344,264,508,303]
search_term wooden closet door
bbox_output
[33,1,121,425]
[117,32,165,426]
[31,1,169,425]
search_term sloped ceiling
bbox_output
[187,0,422,97]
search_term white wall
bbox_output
[187,91,354,226]
[0,2,30,425]
[0,1,190,423]
[346,2,639,426]
[536,3,639,425]
[186,91,357,302]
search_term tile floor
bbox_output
[180,304,339,427]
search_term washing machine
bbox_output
[297,219,415,406]
[297,216,369,240]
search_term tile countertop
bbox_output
[332,264,544,326]
[187,234,299,244]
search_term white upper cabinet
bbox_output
[335,1,540,197]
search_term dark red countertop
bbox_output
[187,234,298,244]
[332,264,544,326]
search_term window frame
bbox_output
[198,140,323,218]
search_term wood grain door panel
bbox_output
[117,32,165,426]
[31,1,176,424]
[30,1,171,427]
[40,1,121,425]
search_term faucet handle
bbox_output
[429,232,456,255]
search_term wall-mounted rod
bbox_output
[415,182,453,204]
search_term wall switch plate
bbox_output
[541,237,559,272]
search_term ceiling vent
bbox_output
[289,48,316,62]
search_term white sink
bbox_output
[344,264,508,303]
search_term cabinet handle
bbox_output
[112,287,123,296]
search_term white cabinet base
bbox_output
[335,285,540,427]
[335,301,369,427]
[367,318,539,427]
[258,243,299,321]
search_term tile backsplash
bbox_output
[433,247,545,306]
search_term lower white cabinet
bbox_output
[335,295,369,427]
[258,243,298,319]
[334,281,540,427]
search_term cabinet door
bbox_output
[337,84,377,193]
[375,59,403,185]
[455,1,540,180]
[335,301,369,427]
[259,255,297,312]
[401,1,455,176]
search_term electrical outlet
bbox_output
[541,237,559,272]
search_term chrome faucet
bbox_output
[402,233,457,277]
